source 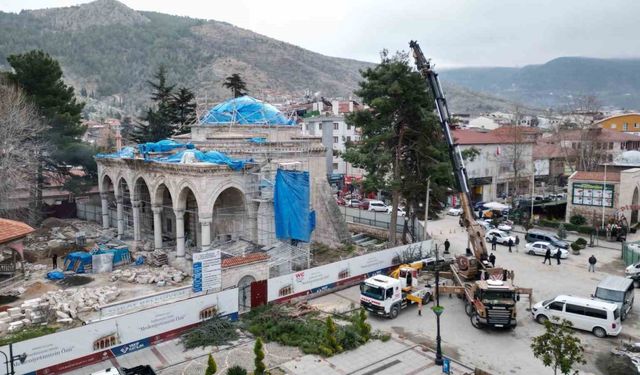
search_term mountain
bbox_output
[440,57,640,110]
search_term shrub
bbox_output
[575,238,587,246]
[557,224,567,239]
[570,242,581,251]
[570,215,587,226]
[205,354,217,375]
[180,314,238,349]
[226,366,247,375]
[254,337,266,375]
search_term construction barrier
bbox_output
[623,241,640,266]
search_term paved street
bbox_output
[309,215,639,375]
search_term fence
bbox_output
[623,241,640,265]
[338,206,427,241]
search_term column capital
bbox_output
[132,200,142,208]
[173,209,185,218]
[100,192,109,200]
[151,206,163,214]
[199,216,213,225]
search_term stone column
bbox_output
[175,209,185,258]
[152,206,163,250]
[132,200,141,242]
[100,192,109,229]
[199,216,212,251]
[116,194,124,240]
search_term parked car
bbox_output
[525,229,569,249]
[625,262,640,282]
[473,201,486,210]
[593,276,634,320]
[525,241,568,258]
[531,295,621,338]
[447,207,463,216]
[484,229,515,245]
[348,199,361,208]
[368,200,388,212]
[336,197,346,206]
[360,200,370,210]
[477,220,494,231]
[387,206,406,217]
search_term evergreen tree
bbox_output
[222,73,247,98]
[342,50,452,243]
[226,366,247,375]
[253,337,266,375]
[324,316,342,354]
[205,353,217,375]
[148,65,175,104]
[170,86,196,134]
[132,66,177,143]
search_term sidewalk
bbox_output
[509,224,624,251]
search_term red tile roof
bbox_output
[0,218,35,244]
[533,143,568,159]
[453,127,537,145]
[222,252,269,268]
[558,128,640,142]
[571,171,621,182]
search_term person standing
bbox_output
[588,255,597,272]
[543,247,552,265]
[555,248,561,265]
[489,253,496,267]
[418,301,423,316]
[444,239,451,253]
[515,235,520,252]
[52,253,58,269]
[491,235,497,251]
[507,238,513,253]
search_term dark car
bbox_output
[473,201,486,210]
[525,229,569,249]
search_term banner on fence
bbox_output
[97,285,193,320]
[192,249,222,293]
[268,240,431,303]
[5,288,238,375]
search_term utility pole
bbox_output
[434,243,444,366]
[530,171,535,221]
[423,176,431,241]
[602,163,607,230]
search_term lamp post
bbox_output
[432,244,444,366]
[0,343,27,375]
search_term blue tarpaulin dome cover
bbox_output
[96,146,135,159]
[138,139,194,153]
[201,96,295,126]
[274,169,316,242]
[153,150,252,171]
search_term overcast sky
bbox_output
[0,0,638,68]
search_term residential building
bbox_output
[596,113,640,133]
[468,116,501,130]
[452,127,536,202]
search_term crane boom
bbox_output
[409,40,488,262]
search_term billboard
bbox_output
[5,288,238,375]
[572,182,614,208]
[268,241,432,303]
[192,249,222,293]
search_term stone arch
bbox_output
[211,186,247,242]
[176,185,200,249]
[155,183,176,243]
[237,274,256,312]
[133,176,154,238]
[117,177,132,238]
[632,187,639,224]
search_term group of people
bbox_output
[490,234,519,253]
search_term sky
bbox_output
[0,0,638,68]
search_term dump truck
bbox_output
[360,269,432,319]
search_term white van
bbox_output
[532,295,621,338]
[367,200,388,212]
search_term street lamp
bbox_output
[0,343,27,375]
[432,244,444,366]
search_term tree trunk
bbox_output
[389,126,406,244]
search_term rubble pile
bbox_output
[110,265,187,286]
[24,218,117,256]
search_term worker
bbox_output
[52,253,58,269]
[507,238,513,253]
[555,248,562,265]
[489,253,496,267]
[444,239,450,253]
[491,235,497,251]
[588,255,597,272]
[543,247,552,265]
[515,235,520,252]
[466,247,473,256]
[418,300,423,316]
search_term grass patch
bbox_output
[242,304,372,356]
[0,325,57,346]
[180,314,239,349]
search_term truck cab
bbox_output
[470,280,518,328]
[360,273,432,319]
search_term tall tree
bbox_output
[531,318,585,375]
[342,50,452,243]
[223,73,248,98]
[7,50,93,224]
[131,66,177,143]
[170,87,197,134]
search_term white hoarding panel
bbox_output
[193,249,222,293]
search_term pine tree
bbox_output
[253,337,266,375]
[222,73,248,98]
[148,65,175,104]
[324,316,342,354]
[170,86,197,134]
[205,353,217,375]
[132,66,177,143]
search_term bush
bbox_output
[206,354,217,375]
[570,242,581,251]
[180,314,239,349]
[575,238,587,246]
[254,337,266,375]
[227,366,247,375]
[570,215,587,226]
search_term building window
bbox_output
[332,163,339,170]
[279,285,293,297]
[346,136,351,142]
[611,124,617,129]
[624,123,628,131]
[609,142,613,150]
[199,306,217,321]
[333,123,339,130]
[635,123,639,128]
[347,124,352,130]
[333,136,339,144]
[318,123,322,131]
[338,269,350,279]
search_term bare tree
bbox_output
[499,106,528,203]
[0,80,48,222]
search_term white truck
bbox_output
[360,266,432,319]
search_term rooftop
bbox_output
[200,96,295,126]
[570,171,621,182]
[452,126,538,145]
[0,218,35,244]
[222,252,269,268]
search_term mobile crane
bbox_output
[408,40,531,329]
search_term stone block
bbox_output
[56,311,69,319]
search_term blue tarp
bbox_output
[95,247,131,267]
[274,169,315,242]
[248,137,267,144]
[96,146,135,159]
[138,139,194,154]
[46,270,65,280]
[153,149,252,171]
[63,251,93,273]
[201,96,296,126]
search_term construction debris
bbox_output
[110,265,187,285]
[149,250,169,267]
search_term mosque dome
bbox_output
[200,95,295,126]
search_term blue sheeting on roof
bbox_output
[138,139,194,153]
[96,146,135,159]
[274,169,315,242]
[201,96,295,126]
[152,149,252,171]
